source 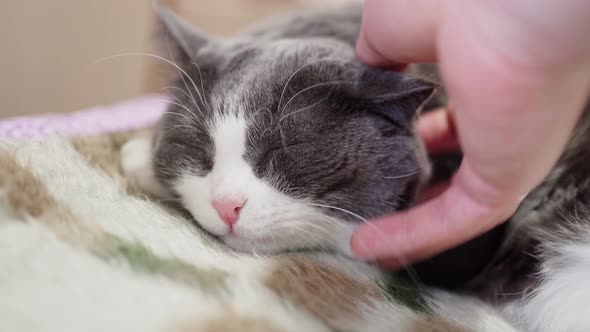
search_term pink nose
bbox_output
[211,198,246,231]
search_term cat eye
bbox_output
[371,111,406,131]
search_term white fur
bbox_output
[121,135,170,198]
[175,114,255,236]
[503,228,590,332]
[174,115,352,253]
[429,291,518,331]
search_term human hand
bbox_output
[351,0,590,268]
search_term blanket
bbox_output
[0,98,517,332]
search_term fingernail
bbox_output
[355,33,392,68]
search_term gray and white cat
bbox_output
[122,3,590,331]
[123,3,433,255]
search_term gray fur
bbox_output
[151,3,590,307]
[152,4,435,223]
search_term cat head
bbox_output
[152,7,435,255]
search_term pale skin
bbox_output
[350,0,590,268]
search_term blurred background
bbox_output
[0,0,342,119]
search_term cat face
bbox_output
[151,7,434,255]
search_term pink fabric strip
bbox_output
[0,94,169,139]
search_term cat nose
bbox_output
[211,198,246,231]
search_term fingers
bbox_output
[353,0,590,270]
[350,161,521,266]
[416,108,460,154]
[356,0,441,66]
[415,181,449,204]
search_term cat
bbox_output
[122,3,590,331]
[122,3,434,255]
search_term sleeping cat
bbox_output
[123,3,434,255]
[122,3,590,331]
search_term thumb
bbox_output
[356,0,440,66]
[350,160,521,265]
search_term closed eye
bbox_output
[257,139,311,170]
[264,138,313,156]
[316,169,358,198]
[371,111,405,131]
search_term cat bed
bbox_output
[0,96,517,331]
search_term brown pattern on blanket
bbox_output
[0,147,60,219]
[0,131,515,331]
[0,146,106,246]
[71,129,151,194]
[266,255,382,326]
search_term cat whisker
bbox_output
[275,229,332,251]
[266,212,352,249]
[280,80,353,115]
[277,58,351,115]
[190,60,210,109]
[95,52,205,115]
[160,86,207,124]
[149,100,200,124]
[307,203,368,223]
[162,125,196,134]
[384,169,423,179]
[161,85,192,102]
[276,58,336,115]
[166,46,201,113]
[250,208,343,227]
[274,58,349,145]
[276,87,334,126]
[270,221,333,236]
[163,34,208,113]
[162,112,202,130]
[244,215,337,245]
[273,225,326,242]
[168,92,188,108]
[306,202,425,286]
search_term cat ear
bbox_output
[155,5,212,64]
[350,66,436,126]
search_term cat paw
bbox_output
[334,223,357,258]
[121,136,169,198]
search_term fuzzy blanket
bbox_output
[0,103,518,331]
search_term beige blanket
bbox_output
[0,131,517,331]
